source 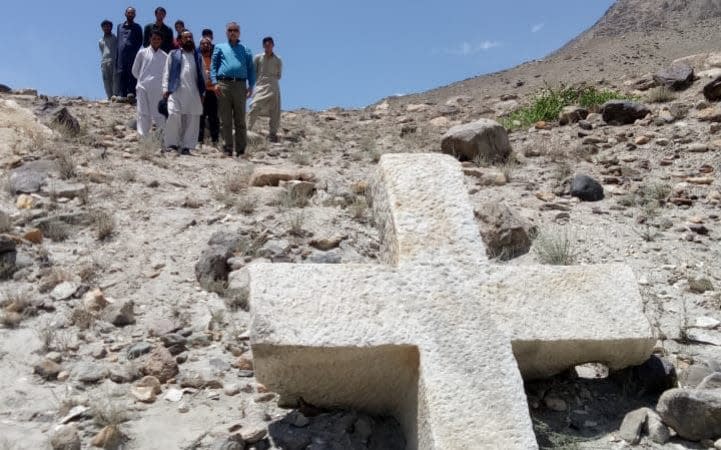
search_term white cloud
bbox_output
[442,40,501,56]
[531,23,545,33]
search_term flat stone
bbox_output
[694,317,721,329]
[699,373,721,390]
[8,161,52,194]
[34,358,62,380]
[73,362,108,383]
[248,153,654,449]
[687,329,721,346]
[50,281,79,301]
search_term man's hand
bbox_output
[246,88,253,99]
[163,92,170,99]
[213,85,222,96]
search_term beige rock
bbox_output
[248,153,654,450]
[462,167,507,186]
[83,288,110,313]
[249,167,315,187]
[406,103,429,113]
[131,376,162,403]
[91,425,126,449]
[429,116,451,128]
[16,194,34,209]
[140,346,178,383]
[440,119,512,162]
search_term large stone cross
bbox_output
[248,153,654,449]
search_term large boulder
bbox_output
[570,175,604,202]
[601,101,651,125]
[475,202,536,260]
[704,76,721,102]
[440,119,512,163]
[657,388,721,441]
[653,64,695,91]
[195,231,244,292]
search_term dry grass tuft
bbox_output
[646,86,676,103]
[91,210,115,241]
[0,210,11,233]
[533,228,576,265]
[53,149,77,180]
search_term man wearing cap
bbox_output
[210,22,256,157]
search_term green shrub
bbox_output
[500,85,635,130]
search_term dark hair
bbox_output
[262,36,274,45]
[175,20,185,27]
[202,28,213,37]
[101,19,113,28]
[151,30,164,39]
[155,6,166,15]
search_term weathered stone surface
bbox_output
[645,409,670,444]
[103,299,135,326]
[558,106,589,125]
[570,174,605,202]
[50,281,79,301]
[699,373,721,390]
[653,63,694,90]
[680,363,715,388]
[248,153,654,449]
[440,119,512,162]
[475,201,536,260]
[50,425,81,450]
[704,76,721,102]
[602,101,651,125]
[196,231,243,291]
[73,362,108,383]
[131,376,162,403]
[619,407,647,444]
[91,425,127,450]
[140,346,178,383]
[657,388,721,441]
[8,161,52,194]
[41,180,86,199]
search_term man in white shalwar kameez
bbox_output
[131,31,168,137]
[162,30,205,155]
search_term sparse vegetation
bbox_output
[33,319,57,353]
[118,168,136,183]
[689,277,714,294]
[53,149,77,180]
[70,305,95,330]
[91,396,129,427]
[533,228,576,265]
[646,86,676,103]
[39,220,71,242]
[92,210,115,241]
[278,187,312,209]
[287,211,306,236]
[500,85,635,129]
[349,196,369,221]
[291,151,312,166]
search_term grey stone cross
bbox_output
[248,153,654,449]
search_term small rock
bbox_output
[601,101,651,125]
[131,376,161,403]
[558,106,589,126]
[704,75,721,101]
[694,316,721,329]
[34,358,62,380]
[619,407,647,444]
[73,362,108,383]
[50,281,79,301]
[50,425,81,450]
[309,235,345,251]
[91,425,126,450]
[249,167,315,187]
[140,346,178,383]
[241,427,267,444]
[164,388,185,402]
[103,299,135,326]
[127,342,153,360]
[570,175,604,202]
[645,409,670,444]
[223,383,241,396]
[475,201,535,260]
[16,194,34,209]
[83,288,110,313]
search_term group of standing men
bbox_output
[99,6,283,157]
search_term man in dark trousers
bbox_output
[143,6,174,53]
[198,37,220,146]
[116,6,143,98]
[210,22,256,157]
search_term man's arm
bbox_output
[277,56,282,80]
[99,39,104,55]
[131,49,143,80]
[162,51,171,96]
[210,46,220,85]
[142,24,150,47]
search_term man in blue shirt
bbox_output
[210,22,256,157]
[116,7,143,98]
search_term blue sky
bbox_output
[0,1,614,110]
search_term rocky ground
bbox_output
[1,50,721,450]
